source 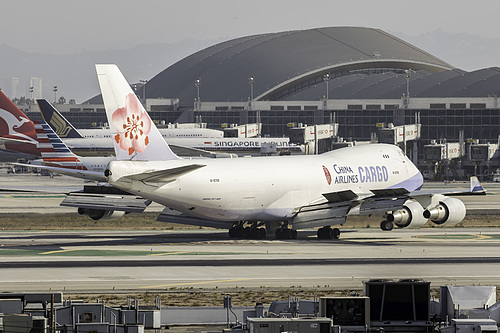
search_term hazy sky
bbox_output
[3,0,500,102]
[3,0,500,55]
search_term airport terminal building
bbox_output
[22,27,500,175]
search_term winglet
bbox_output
[470,176,485,194]
[37,99,83,138]
[95,64,180,161]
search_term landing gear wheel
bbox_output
[275,228,295,240]
[318,226,339,240]
[380,220,394,231]
[317,227,330,239]
[258,228,266,239]
[242,226,252,238]
[330,228,340,240]
[229,226,243,238]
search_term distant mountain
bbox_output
[392,30,500,72]
[2,31,499,104]
[0,39,220,103]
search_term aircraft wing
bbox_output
[292,188,410,229]
[292,177,484,230]
[118,164,206,183]
[408,176,486,197]
[10,162,108,182]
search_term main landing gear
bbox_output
[275,227,297,240]
[229,224,266,239]
[317,226,341,240]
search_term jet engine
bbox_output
[386,199,427,228]
[423,195,466,226]
[77,208,125,221]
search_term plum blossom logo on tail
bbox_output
[111,93,151,155]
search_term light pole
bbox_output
[195,79,201,111]
[323,73,330,100]
[405,69,411,108]
[248,76,254,113]
[248,77,254,101]
[53,86,57,103]
[140,79,148,102]
[29,86,33,111]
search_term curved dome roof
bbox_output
[144,27,454,106]
[282,67,500,100]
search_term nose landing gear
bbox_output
[380,220,394,231]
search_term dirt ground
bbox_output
[0,212,498,231]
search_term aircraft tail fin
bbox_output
[470,176,485,193]
[36,99,83,138]
[95,64,180,161]
[33,120,80,163]
[0,89,39,156]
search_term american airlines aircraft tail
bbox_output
[95,64,483,240]
[0,90,40,158]
[15,120,113,182]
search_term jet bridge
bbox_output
[289,123,338,154]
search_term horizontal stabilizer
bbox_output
[120,164,206,183]
[11,162,108,182]
[61,192,150,213]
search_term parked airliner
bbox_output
[0,90,39,160]
[97,64,483,239]
[36,98,300,156]
[14,120,112,182]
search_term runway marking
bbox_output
[141,278,250,289]
[148,251,193,256]
[40,249,78,255]
[413,234,495,240]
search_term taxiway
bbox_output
[1,172,500,292]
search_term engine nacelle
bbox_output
[423,196,466,226]
[387,199,427,228]
[77,208,125,221]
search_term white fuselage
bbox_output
[62,136,300,154]
[76,128,224,139]
[108,144,423,223]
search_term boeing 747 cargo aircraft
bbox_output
[95,64,484,239]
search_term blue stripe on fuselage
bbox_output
[387,172,423,191]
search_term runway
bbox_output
[0,228,500,292]
[1,171,500,293]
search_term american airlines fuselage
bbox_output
[108,144,422,223]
